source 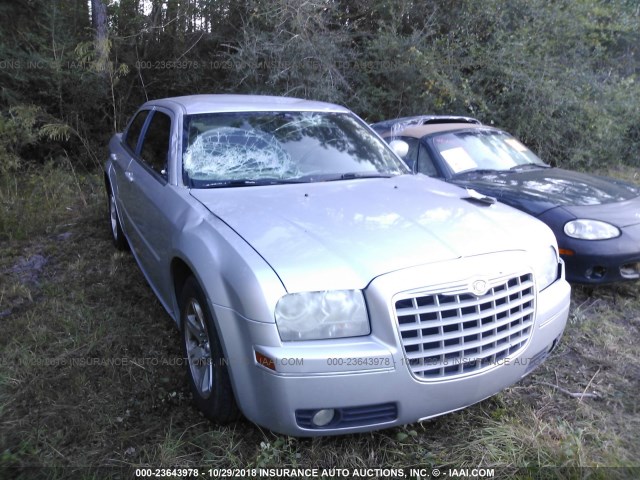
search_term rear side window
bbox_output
[139,111,172,176]
[125,110,150,153]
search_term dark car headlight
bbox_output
[564,219,620,240]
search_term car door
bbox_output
[396,137,420,172]
[391,136,442,178]
[416,140,441,177]
[111,109,150,235]
[120,108,177,307]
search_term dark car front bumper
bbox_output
[559,223,640,284]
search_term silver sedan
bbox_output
[105,95,570,436]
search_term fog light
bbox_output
[585,266,606,280]
[311,409,335,427]
[620,262,640,279]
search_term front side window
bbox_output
[139,111,171,176]
[431,130,546,175]
[396,137,420,172]
[182,111,407,188]
[417,143,439,177]
[125,110,150,153]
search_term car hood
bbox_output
[452,167,640,216]
[191,175,554,292]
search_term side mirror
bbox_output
[389,140,409,159]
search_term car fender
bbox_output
[167,203,287,411]
[168,196,287,327]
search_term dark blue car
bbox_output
[373,116,640,284]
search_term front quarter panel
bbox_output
[169,192,289,418]
[170,189,287,324]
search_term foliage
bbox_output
[446,0,640,168]
[222,0,356,104]
[0,106,41,174]
[0,0,638,171]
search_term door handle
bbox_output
[125,171,134,182]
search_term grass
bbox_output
[1,163,639,479]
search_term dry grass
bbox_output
[1,166,639,479]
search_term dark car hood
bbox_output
[452,167,640,216]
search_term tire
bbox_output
[180,276,239,423]
[107,187,129,251]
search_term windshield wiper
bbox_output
[197,172,399,187]
[325,172,396,182]
[453,168,501,177]
[197,178,306,188]
[509,164,550,171]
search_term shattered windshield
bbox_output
[431,130,547,175]
[182,111,407,187]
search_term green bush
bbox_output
[0,106,41,175]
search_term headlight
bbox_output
[534,246,559,291]
[564,219,620,240]
[275,290,369,341]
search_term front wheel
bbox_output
[180,276,239,423]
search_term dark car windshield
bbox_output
[431,130,547,175]
[182,111,408,187]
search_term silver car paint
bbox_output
[190,175,558,294]
[106,94,570,436]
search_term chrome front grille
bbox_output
[394,273,535,380]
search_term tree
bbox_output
[91,0,109,76]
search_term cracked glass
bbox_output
[182,112,407,187]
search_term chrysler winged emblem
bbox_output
[470,278,490,296]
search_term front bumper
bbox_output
[214,254,571,436]
[560,223,640,284]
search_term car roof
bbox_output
[371,115,480,131]
[142,94,350,115]
[389,123,499,139]
[371,115,501,138]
